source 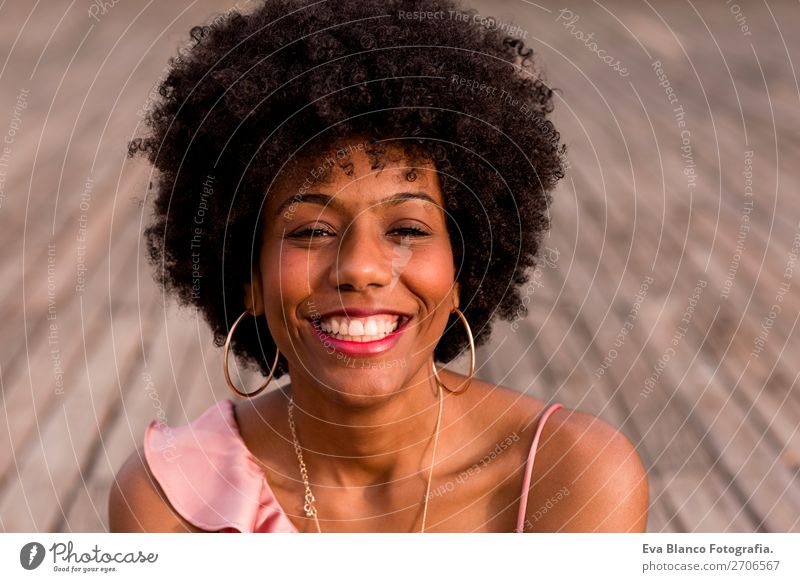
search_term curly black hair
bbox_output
[128,0,566,379]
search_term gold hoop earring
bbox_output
[432,307,475,395]
[223,310,281,398]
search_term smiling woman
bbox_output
[250,145,462,407]
[110,0,648,533]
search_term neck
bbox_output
[285,363,446,488]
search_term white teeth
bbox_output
[317,314,402,341]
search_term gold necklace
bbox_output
[286,386,444,533]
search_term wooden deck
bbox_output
[0,0,798,532]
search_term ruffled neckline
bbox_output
[143,398,299,533]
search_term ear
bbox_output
[243,263,265,315]
[452,281,460,312]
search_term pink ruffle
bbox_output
[143,399,298,533]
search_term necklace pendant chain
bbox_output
[287,386,444,533]
[287,399,320,528]
[303,492,317,518]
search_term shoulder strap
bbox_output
[515,402,563,532]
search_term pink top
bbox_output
[143,398,562,533]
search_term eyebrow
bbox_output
[275,191,441,218]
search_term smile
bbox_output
[318,314,400,342]
[309,313,412,356]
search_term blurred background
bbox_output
[0,0,798,532]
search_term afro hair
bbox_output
[128,0,567,378]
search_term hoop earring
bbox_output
[432,307,475,395]
[223,310,281,398]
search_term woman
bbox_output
[110,0,648,532]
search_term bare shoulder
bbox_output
[108,447,205,533]
[448,372,648,532]
[445,371,548,428]
[521,404,650,532]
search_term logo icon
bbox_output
[20,542,46,570]
[389,235,413,290]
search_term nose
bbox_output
[329,220,393,291]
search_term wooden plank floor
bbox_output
[0,0,798,532]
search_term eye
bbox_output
[288,225,335,239]
[389,226,431,238]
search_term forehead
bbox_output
[267,141,442,210]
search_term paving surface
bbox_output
[0,0,797,532]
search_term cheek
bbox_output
[259,245,317,319]
[405,243,456,302]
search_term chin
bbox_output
[307,360,411,408]
[288,313,421,407]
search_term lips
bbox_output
[308,308,413,356]
[318,314,400,342]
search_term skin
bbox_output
[109,140,649,533]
